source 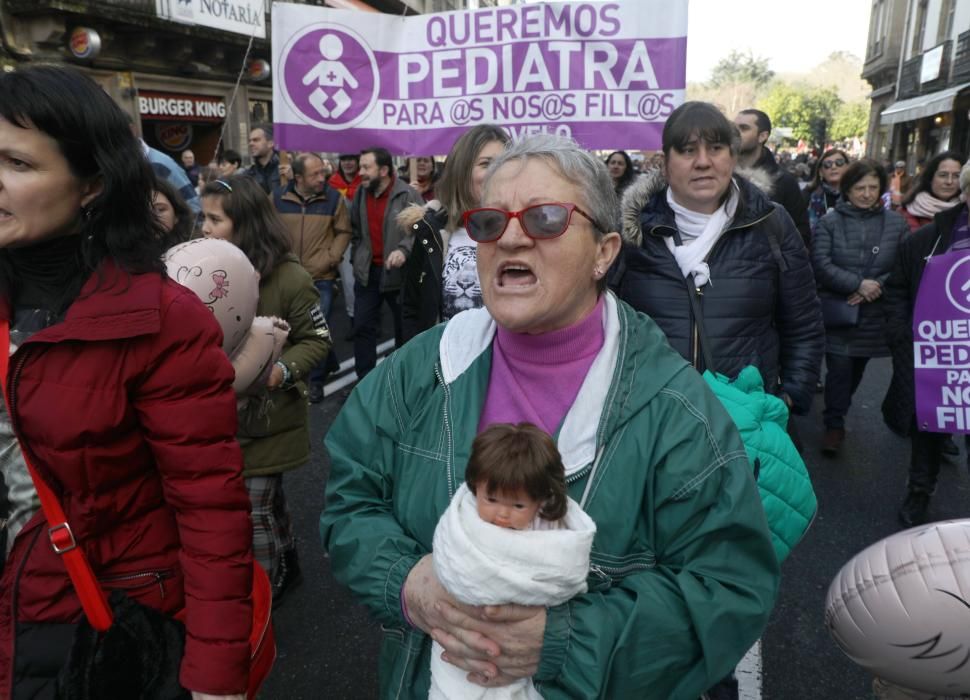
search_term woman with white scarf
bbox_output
[899,151,965,232]
[613,99,824,700]
[615,101,824,423]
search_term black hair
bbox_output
[220,149,242,167]
[200,175,291,278]
[361,147,393,174]
[251,123,274,141]
[739,109,772,135]
[0,64,165,302]
[605,150,636,194]
[662,101,740,158]
[839,159,887,201]
[152,177,195,249]
[901,150,966,205]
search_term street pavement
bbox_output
[260,329,970,699]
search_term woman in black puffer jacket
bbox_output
[614,102,824,418]
[812,159,905,457]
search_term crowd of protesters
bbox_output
[3,62,970,700]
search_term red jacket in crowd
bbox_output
[0,263,253,697]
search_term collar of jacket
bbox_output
[928,201,968,251]
[396,200,447,234]
[753,146,782,175]
[281,179,331,205]
[620,166,777,246]
[1,259,163,343]
[834,200,885,219]
[439,295,619,473]
[252,151,280,174]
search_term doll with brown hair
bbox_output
[465,422,567,531]
[428,422,597,699]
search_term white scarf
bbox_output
[664,182,739,287]
[906,190,960,220]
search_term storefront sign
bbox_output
[155,0,265,40]
[139,91,227,122]
[914,229,970,433]
[68,27,102,60]
[155,122,194,151]
[271,0,687,155]
[921,44,944,84]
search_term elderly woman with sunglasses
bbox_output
[321,133,779,699]
[805,148,852,239]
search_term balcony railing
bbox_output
[954,29,970,84]
[898,54,922,99]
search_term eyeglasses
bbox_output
[214,179,233,191]
[462,202,599,243]
[821,158,847,169]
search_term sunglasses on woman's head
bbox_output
[821,158,847,169]
[462,202,598,243]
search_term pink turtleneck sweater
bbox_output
[478,295,605,436]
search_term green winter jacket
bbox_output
[703,366,817,562]
[321,294,780,700]
[238,255,331,476]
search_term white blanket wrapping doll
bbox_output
[429,482,596,699]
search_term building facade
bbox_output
[0,0,482,166]
[863,0,970,168]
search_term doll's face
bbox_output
[474,484,540,530]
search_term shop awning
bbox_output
[880,82,970,125]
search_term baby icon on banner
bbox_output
[281,24,378,129]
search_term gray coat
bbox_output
[350,177,423,291]
[812,202,906,357]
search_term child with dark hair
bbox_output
[428,422,596,700]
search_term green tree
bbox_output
[829,101,870,142]
[708,50,775,89]
[758,83,842,145]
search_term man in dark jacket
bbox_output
[349,147,423,378]
[246,124,283,194]
[274,152,352,402]
[736,110,811,248]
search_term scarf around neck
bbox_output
[907,190,960,219]
[664,181,739,287]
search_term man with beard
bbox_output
[274,152,351,402]
[349,147,422,378]
[735,109,811,248]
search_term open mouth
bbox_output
[497,262,537,288]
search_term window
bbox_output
[868,0,887,58]
[912,0,928,55]
[938,0,956,43]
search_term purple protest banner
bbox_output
[914,239,970,433]
[271,0,686,155]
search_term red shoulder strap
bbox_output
[0,320,113,631]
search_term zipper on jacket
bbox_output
[98,569,173,599]
[433,363,456,498]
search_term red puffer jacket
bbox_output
[0,263,253,698]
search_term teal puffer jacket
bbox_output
[704,366,817,561]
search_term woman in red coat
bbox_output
[0,66,252,699]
